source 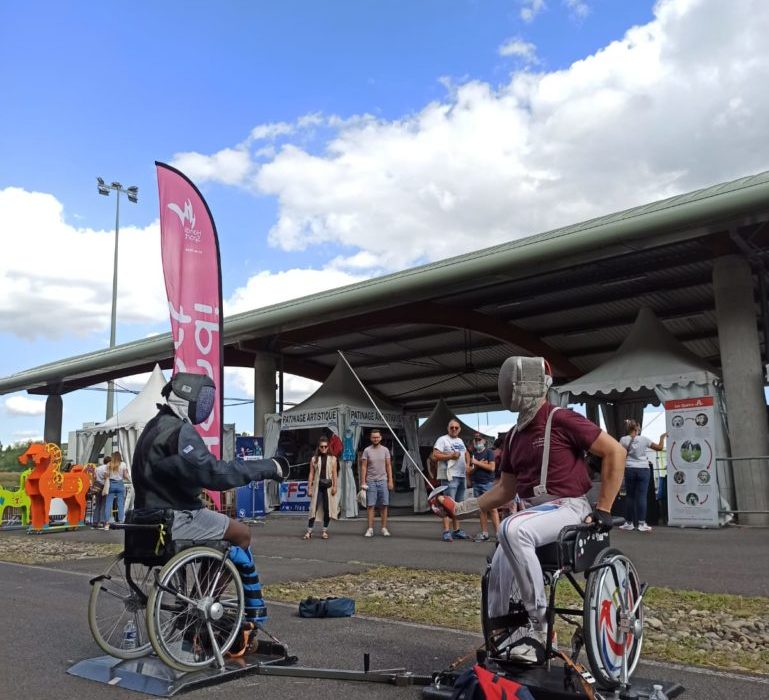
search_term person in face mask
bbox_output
[430,356,625,665]
[466,432,499,542]
[131,371,287,643]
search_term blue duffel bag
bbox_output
[298,596,355,618]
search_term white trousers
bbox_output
[491,496,591,629]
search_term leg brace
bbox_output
[229,546,267,622]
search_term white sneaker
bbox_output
[364,528,374,537]
[507,628,547,664]
[381,527,391,537]
[637,522,652,532]
[619,522,635,531]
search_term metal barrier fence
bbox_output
[715,456,769,515]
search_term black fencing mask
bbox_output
[162,372,216,425]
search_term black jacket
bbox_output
[132,405,280,511]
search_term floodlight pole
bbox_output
[97,178,138,424]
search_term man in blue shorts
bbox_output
[467,432,500,541]
[432,420,469,542]
[360,428,393,537]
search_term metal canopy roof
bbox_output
[3,170,769,415]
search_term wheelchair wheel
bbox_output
[88,553,154,659]
[583,547,643,689]
[146,546,244,672]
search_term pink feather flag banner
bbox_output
[156,162,224,508]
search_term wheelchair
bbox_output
[87,510,264,672]
[480,518,645,692]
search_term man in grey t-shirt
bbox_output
[361,429,393,537]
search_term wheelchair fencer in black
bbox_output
[480,518,646,692]
[88,509,291,672]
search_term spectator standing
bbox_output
[432,420,469,542]
[361,429,393,537]
[619,420,667,532]
[102,451,131,528]
[304,437,339,540]
[88,457,109,527]
[467,432,500,541]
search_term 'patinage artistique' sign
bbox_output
[349,409,403,426]
[282,409,340,428]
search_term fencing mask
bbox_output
[162,372,216,425]
[498,357,552,429]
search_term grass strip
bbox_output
[266,565,769,676]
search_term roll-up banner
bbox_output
[665,396,719,527]
[156,162,224,509]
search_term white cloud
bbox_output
[564,0,590,19]
[225,267,367,316]
[521,0,546,23]
[156,1,769,278]
[498,37,539,64]
[0,188,168,339]
[225,366,320,407]
[5,395,46,416]
[191,0,769,271]
[170,147,253,187]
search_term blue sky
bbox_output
[1,0,767,448]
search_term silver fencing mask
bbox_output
[498,356,552,429]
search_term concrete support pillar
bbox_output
[713,254,769,526]
[43,394,63,446]
[253,354,277,439]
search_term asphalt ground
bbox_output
[1,514,768,700]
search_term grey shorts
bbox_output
[172,508,228,541]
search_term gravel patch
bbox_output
[0,536,121,564]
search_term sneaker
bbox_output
[364,528,374,537]
[637,522,652,533]
[453,529,470,540]
[474,532,490,542]
[442,530,453,542]
[381,527,391,537]
[506,628,547,664]
[619,522,635,531]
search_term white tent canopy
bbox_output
[555,307,732,522]
[557,307,718,403]
[76,364,168,465]
[265,357,421,516]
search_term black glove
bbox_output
[247,457,288,483]
[588,508,613,531]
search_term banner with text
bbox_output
[665,396,719,527]
[157,162,224,508]
[279,481,311,512]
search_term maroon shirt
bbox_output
[500,402,600,499]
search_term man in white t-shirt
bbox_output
[432,420,469,542]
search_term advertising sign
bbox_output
[236,436,264,460]
[665,396,719,527]
[279,481,311,512]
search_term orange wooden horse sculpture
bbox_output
[21,443,90,530]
